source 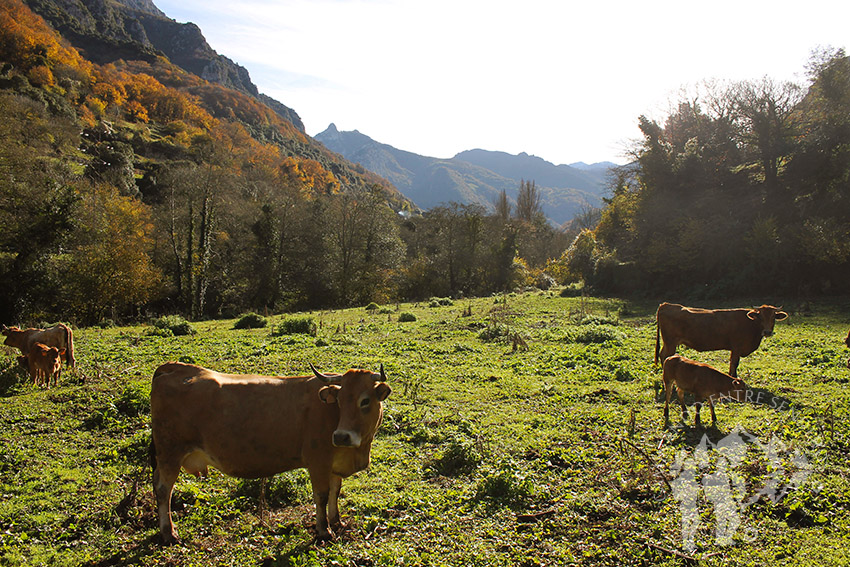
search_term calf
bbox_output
[24,343,65,388]
[150,362,391,544]
[663,354,747,427]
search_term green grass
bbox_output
[1,292,849,565]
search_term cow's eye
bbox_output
[360,397,371,409]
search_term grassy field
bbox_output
[1,292,849,566]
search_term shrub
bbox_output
[566,325,625,344]
[116,382,151,417]
[233,312,268,330]
[560,283,584,297]
[0,357,27,396]
[429,297,454,307]
[235,471,310,508]
[272,317,317,336]
[426,435,480,477]
[475,462,535,508]
[478,323,510,342]
[152,315,195,336]
[365,302,380,311]
[398,312,417,322]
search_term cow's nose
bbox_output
[333,431,352,447]
[763,330,773,337]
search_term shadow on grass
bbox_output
[663,386,797,448]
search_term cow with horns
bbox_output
[149,361,391,544]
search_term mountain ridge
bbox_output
[316,124,612,225]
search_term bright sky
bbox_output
[154,0,849,166]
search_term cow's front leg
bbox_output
[327,474,343,529]
[309,470,333,541]
[729,353,741,378]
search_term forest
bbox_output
[0,0,849,326]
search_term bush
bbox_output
[272,317,317,336]
[116,382,151,417]
[365,302,380,311]
[478,323,510,342]
[398,312,417,322]
[235,471,310,508]
[233,312,268,330]
[565,325,625,344]
[152,315,195,336]
[560,282,584,297]
[0,357,27,396]
[426,435,480,477]
[429,297,454,307]
[475,462,535,508]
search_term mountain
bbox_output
[316,125,612,225]
[22,0,304,131]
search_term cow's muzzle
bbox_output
[333,430,361,448]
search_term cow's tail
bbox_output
[654,320,660,366]
[150,438,158,476]
[63,324,75,368]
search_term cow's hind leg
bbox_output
[327,474,343,529]
[152,453,182,545]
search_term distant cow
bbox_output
[23,342,65,388]
[663,354,748,427]
[150,362,392,544]
[2,324,75,370]
[655,303,787,377]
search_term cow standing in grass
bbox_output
[2,324,76,372]
[655,303,787,377]
[150,362,391,544]
[663,354,748,427]
[22,343,65,388]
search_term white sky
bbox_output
[153,0,849,166]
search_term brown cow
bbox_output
[663,354,747,427]
[23,342,65,388]
[655,302,787,377]
[150,362,391,544]
[2,323,75,370]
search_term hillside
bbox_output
[316,124,612,225]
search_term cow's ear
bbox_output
[318,384,341,404]
[375,382,392,401]
[746,310,759,321]
[58,349,66,355]
[775,311,788,321]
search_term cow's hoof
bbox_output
[158,533,181,546]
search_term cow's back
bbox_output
[659,303,759,353]
[151,362,336,478]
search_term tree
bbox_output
[515,179,543,224]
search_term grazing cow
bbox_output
[150,362,391,544]
[655,302,788,377]
[23,343,65,388]
[663,354,747,427]
[2,323,75,370]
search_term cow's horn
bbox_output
[376,363,387,382]
[310,363,338,383]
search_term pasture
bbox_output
[1,292,849,566]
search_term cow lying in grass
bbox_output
[663,354,748,427]
[150,362,391,544]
